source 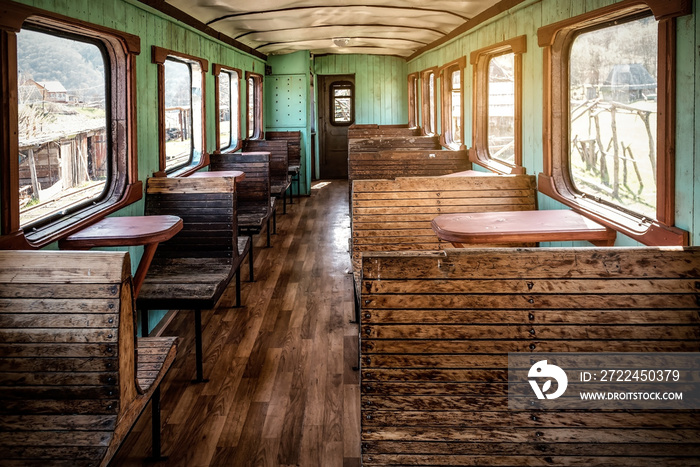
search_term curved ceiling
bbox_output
[164,0,503,57]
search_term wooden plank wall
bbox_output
[360,246,700,466]
[351,175,537,273]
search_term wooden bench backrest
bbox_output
[0,250,138,466]
[351,174,537,273]
[360,246,700,466]
[146,176,239,259]
[265,131,301,167]
[348,135,440,152]
[348,124,419,137]
[349,149,470,181]
[210,152,271,203]
[242,140,288,186]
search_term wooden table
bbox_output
[59,215,183,296]
[188,170,245,181]
[441,170,498,177]
[431,209,616,247]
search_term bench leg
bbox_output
[141,309,149,337]
[248,236,255,282]
[273,209,277,235]
[193,309,208,383]
[235,267,241,308]
[266,218,271,247]
[147,385,167,461]
[296,174,301,202]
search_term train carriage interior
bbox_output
[1,0,700,465]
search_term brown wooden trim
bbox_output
[135,0,267,61]
[538,0,691,46]
[152,46,209,176]
[0,29,19,236]
[470,36,526,174]
[407,0,530,61]
[0,1,140,53]
[420,67,438,136]
[245,71,264,140]
[212,64,243,154]
[537,3,690,246]
[438,57,466,149]
[407,72,419,128]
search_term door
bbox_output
[319,75,354,179]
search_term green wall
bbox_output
[314,54,408,125]
[408,0,700,247]
[265,51,312,196]
[12,0,266,333]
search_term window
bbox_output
[538,0,691,245]
[470,36,526,174]
[152,47,208,176]
[246,71,263,139]
[440,57,465,148]
[0,3,141,248]
[214,64,241,153]
[407,73,418,128]
[330,81,354,126]
[420,67,437,135]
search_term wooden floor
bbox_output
[113,180,361,466]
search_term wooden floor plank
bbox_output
[111,180,360,466]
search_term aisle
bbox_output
[114,180,360,466]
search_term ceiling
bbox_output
[164,0,503,57]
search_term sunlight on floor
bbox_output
[311,181,332,190]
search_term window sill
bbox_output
[469,148,526,175]
[538,173,688,246]
[3,181,142,249]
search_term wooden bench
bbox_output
[242,139,292,214]
[210,151,275,260]
[359,246,700,466]
[349,149,471,182]
[266,131,302,202]
[137,175,250,383]
[350,174,537,281]
[0,250,177,466]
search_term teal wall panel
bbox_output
[314,54,408,125]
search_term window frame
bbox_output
[245,71,264,140]
[0,1,141,249]
[407,72,419,129]
[213,64,242,154]
[152,46,208,177]
[439,57,466,149]
[537,0,690,246]
[420,67,438,136]
[470,36,527,175]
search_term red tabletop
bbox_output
[431,210,616,247]
[59,215,183,296]
[188,170,245,181]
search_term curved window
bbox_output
[407,73,418,128]
[420,67,437,135]
[538,0,691,246]
[439,57,465,148]
[470,36,526,174]
[0,5,141,248]
[246,71,263,139]
[214,65,241,153]
[152,47,208,176]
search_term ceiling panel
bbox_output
[165,0,503,57]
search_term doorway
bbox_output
[318,75,354,179]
